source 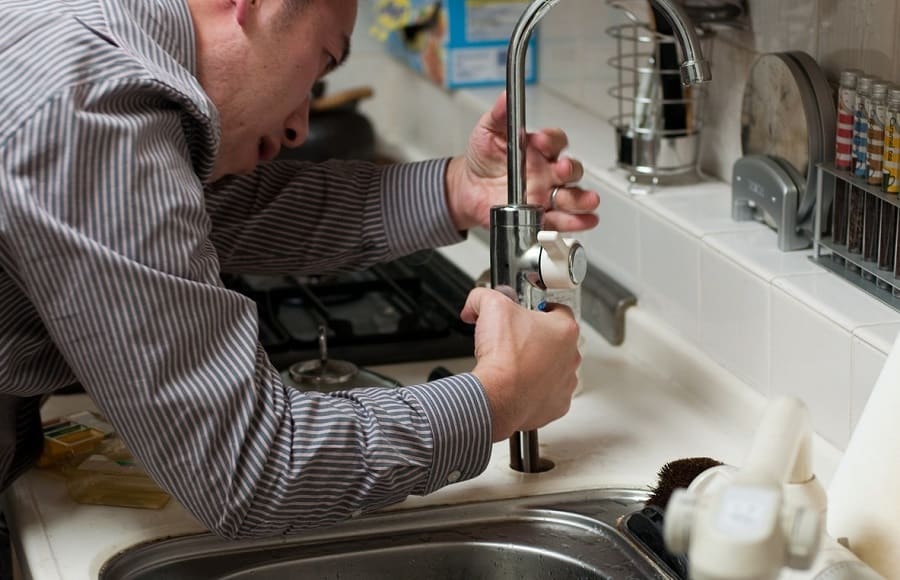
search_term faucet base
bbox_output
[509,430,555,473]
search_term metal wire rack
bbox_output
[606,1,712,192]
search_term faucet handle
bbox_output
[537,231,587,289]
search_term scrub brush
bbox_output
[620,457,724,579]
[646,457,724,510]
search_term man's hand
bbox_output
[445,92,600,232]
[461,288,581,442]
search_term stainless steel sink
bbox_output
[100,488,677,579]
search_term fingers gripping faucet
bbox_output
[491,207,587,472]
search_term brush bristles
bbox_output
[645,457,724,510]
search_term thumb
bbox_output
[460,287,490,324]
[479,91,508,137]
[460,287,517,324]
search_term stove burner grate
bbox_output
[222,251,476,369]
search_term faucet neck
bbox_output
[505,0,559,207]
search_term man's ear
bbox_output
[234,0,254,26]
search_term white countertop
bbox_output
[5,234,842,580]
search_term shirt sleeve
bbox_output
[204,158,466,274]
[0,81,492,538]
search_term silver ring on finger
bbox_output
[549,185,562,210]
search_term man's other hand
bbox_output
[445,92,600,232]
[461,288,580,442]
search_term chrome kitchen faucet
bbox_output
[494,0,712,473]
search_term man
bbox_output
[0,0,600,564]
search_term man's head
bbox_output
[189,0,357,180]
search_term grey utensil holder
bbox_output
[813,163,900,311]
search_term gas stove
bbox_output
[220,250,476,371]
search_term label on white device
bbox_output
[715,486,780,541]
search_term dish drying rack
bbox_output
[814,163,900,311]
[606,0,712,193]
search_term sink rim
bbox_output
[100,487,675,580]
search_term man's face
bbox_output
[201,0,357,180]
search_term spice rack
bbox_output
[814,162,900,311]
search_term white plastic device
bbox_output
[663,397,886,580]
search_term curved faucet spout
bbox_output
[504,0,711,207]
[649,0,712,85]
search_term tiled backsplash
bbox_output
[336,2,900,453]
[533,1,900,451]
[538,0,900,182]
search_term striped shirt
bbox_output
[0,0,492,538]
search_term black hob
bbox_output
[221,251,477,370]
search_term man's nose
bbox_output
[282,101,311,149]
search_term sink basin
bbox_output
[100,488,677,579]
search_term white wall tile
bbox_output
[770,285,853,449]
[638,210,701,342]
[696,34,756,182]
[850,337,888,431]
[748,0,818,55]
[704,229,821,283]
[817,0,900,81]
[536,0,583,103]
[854,322,900,354]
[850,323,900,432]
[332,55,482,158]
[538,0,626,118]
[579,183,642,294]
[773,273,900,332]
[639,184,761,238]
[700,245,771,393]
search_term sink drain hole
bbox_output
[508,432,555,473]
[509,457,555,473]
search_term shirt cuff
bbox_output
[405,372,492,494]
[381,159,467,258]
